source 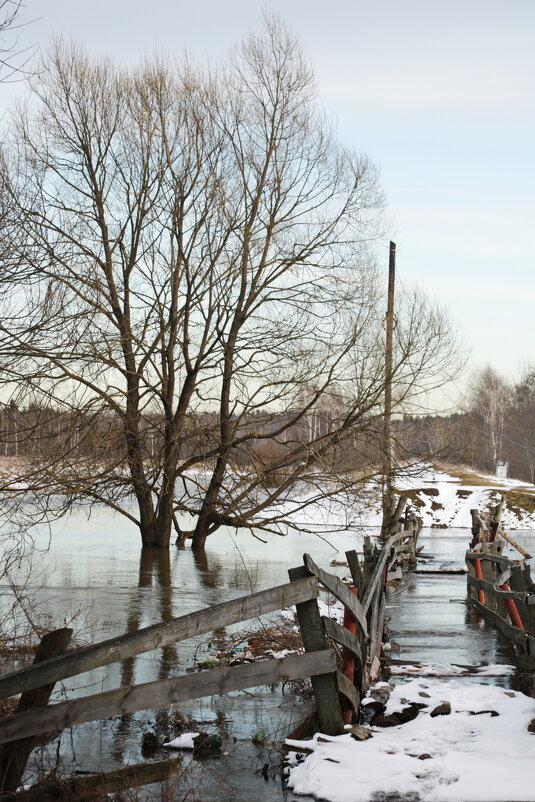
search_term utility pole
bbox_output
[381,241,396,539]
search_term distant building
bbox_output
[496,460,508,479]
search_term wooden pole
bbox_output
[288,566,344,736]
[0,628,72,795]
[340,587,358,725]
[381,241,396,539]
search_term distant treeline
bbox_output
[399,366,535,484]
[0,403,382,476]
[2,365,533,484]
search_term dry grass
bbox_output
[504,491,535,519]
[0,696,19,718]
[437,463,506,487]
[395,489,425,508]
[438,463,535,493]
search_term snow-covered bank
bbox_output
[286,678,535,802]
[273,464,535,535]
[393,464,535,530]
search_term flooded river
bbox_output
[2,514,534,800]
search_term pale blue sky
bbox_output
[3,0,534,404]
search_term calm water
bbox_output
[2,515,533,800]
[3,511,366,801]
[386,532,529,670]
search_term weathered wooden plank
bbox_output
[466,551,520,568]
[0,577,318,701]
[369,590,386,664]
[303,554,368,637]
[345,550,365,594]
[336,671,360,714]
[508,564,533,631]
[368,655,381,683]
[360,534,401,614]
[465,552,477,602]
[468,598,535,651]
[289,565,344,736]
[0,628,72,796]
[322,617,363,663]
[0,650,336,745]
[2,756,183,801]
[467,574,532,601]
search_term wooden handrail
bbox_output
[0,576,318,701]
[0,651,336,745]
[303,554,368,636]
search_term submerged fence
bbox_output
[0,512,419,797]
[466,503,535,664]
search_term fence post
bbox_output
[340,586,359,725]
[0,628,72,795]
[288,566,344,736]
[346,550,364,595]
[345,550,367,696]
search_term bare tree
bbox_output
[0,1,35,82]
[505,365,535,483]
[0,20,459,550]
[467,366,511,471]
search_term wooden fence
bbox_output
[466,502,535,663]
[0,518,419,797]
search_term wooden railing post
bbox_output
[346,550,364,595]
[0,627,72,795]
[340,586,359,725]
[288,565,344,736]
[346,550,368,694]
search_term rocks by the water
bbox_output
[430,702,451,717]
[374,702,427,727]
[468,709,499,717]
[141,730,165,753]
[349,725,373,741]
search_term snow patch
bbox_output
[286,678,535,801]
[390,663,515,677]
[163,732,200,749]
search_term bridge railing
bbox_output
[466,503,535,664]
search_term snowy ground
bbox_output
[393,464,535,530]
[267,463,535,536]
[286,677,535,802]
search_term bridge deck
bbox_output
[388,532,516,673]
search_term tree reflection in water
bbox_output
[112,548,178,762]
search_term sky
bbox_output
[2,0,534,408]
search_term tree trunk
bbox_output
[137,496,171,549]
[191,514,211,552]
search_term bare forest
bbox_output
[399,365,535,483]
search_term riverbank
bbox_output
[393,464,535,530]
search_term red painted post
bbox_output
[341,587,358,725]
[500,583,525,629]
[473,557,485,604]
